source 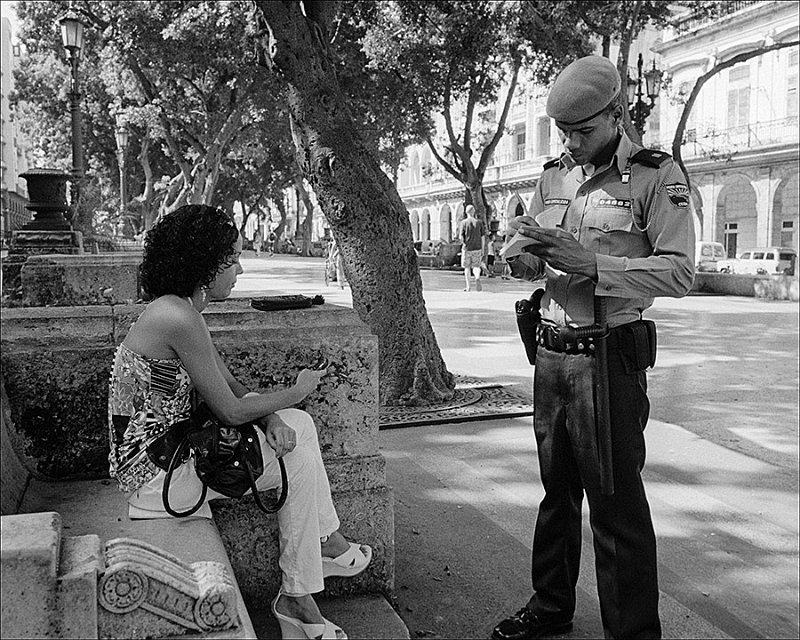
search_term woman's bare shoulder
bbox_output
[123,295,202,357]
[139,295,196,324]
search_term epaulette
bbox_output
[631,149,671,168]
[542,158,560,171]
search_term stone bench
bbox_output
[2,379,255,639]
[1,301,405,638]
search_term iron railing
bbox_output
[660,116,799,160]
[675,1,764,33]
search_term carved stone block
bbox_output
[97,538,239,639]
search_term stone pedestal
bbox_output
[13,169,84,257]
[11,230,84,256]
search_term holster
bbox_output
[615,320,657,373]
[515,288,545,365]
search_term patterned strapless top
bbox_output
[107,343,193,493]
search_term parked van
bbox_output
[718,247,797,276]
[695,241,726,272]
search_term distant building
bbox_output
[1,15,31,244]
[397,1,799,258]
[654,0,798,257]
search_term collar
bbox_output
[556,130,636,177]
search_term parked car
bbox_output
[718,247,797,276]
[695,241,726,272]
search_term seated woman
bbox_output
[108,204,370,640]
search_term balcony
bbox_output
[656,116,799,161]
[398,144,560,201]
[674,1,763,33]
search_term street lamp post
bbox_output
[59,8,85,224]
[627,53,663,138]
[115,117,129,224]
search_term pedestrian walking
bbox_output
[487,232,501,278]
[253,229,263,257]
[493,55,695,640]
[458,204,487,292]
[327,238,346,289]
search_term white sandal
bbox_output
[271,592,347,639]
[322,542,373,578]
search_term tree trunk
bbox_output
[137,135,157,230]
[615,1,643,145]
[273,197,289,243]
[255,0,454,406]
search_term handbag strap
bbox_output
[246,454,288,514]
[162,436,208,518]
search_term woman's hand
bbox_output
[264,413,297,457]
[293,367,326,399]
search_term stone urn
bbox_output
[20,168,72,231]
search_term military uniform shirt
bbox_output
[524,131,695,328]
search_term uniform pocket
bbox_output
[584,210,633,234]
[535,204,568,230]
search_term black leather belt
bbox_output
[536,323,597,355]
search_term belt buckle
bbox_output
[544,324,564,352]
[554,327,568,352]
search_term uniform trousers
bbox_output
[128,408,340,596]
[527,334,661,639]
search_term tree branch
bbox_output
[426,137,462,182]
[478,58,520,175]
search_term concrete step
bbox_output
[249,594,410,639]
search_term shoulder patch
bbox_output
[665,183,690,208]
[631,149,672,168]
[542,158,559,171]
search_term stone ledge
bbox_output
[1,302,380,478]
[249,594,411,639]
[1,512,62,638]
[20,253,142,306]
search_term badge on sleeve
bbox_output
[666,184,690,208]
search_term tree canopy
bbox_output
[358,0,592,221]
[11,0,432,237]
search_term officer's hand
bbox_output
[518,227,598,280]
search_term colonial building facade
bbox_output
[655,0,798,257]
[397,1,799,260]
[1,15,32,244]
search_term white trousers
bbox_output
[128,408,340,595]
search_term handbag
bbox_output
[149,403,288,518]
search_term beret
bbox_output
[546,56,621,125]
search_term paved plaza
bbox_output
[233,252,798,639]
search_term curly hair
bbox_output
[140,205,239,298]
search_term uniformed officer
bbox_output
[493,56,695,640]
